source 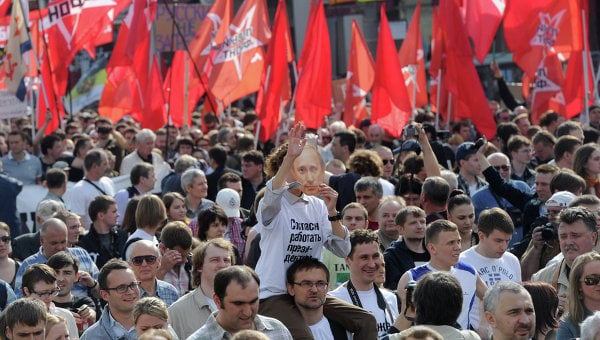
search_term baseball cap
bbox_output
[52,161,70,171]
[545,191,576,208]
[396,140,422,155]
[216,188,240,218]
[455,142,477,162]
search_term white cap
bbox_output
[545,191,576,208]
[216,188,240,218]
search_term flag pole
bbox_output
[183,54,189,126]
[435,69,441,130]
[446,92,451,130]
[19,1,50,116]
[582,7,591,123]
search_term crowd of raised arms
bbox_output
[2,102,600,340]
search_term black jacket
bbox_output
[383,239,430,291]
[78,225,128,269]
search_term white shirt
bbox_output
[308,316,335,340]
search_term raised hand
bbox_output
[286,123,307,159]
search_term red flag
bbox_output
[440,0,496,137]
[398,1,427,109]
[343,20,374,128]
[371,4,411,138]
[38,49,65,134]
[208,0,271,102]
[294,0,331,130]
[529,53,565,123]
[504,0,583,79]
[143,56,166,130]
[461,0,506,64]
[428,5,448,117]
[188,0,232,75]
[563,1,592,119]
[255,0,292,143]
[164,51,204,127]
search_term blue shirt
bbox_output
[15,247,99,298]
[1,152,42,185]
[139,279,180,307]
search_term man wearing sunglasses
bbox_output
[126,240,179,307]
[532,207,598,316]
[22,264,79,339]
[81,259,140,340]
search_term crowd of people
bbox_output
[2,101,600,340]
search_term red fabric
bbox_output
[439,0,496,137]
[398,0,427,109]
[504,0,583,79]
[529,54,565,123]
[188,0,232,75]
[0,0,10,17]
[142,56,166,130]
[38,50,65,134]
[207,0,271,102]
[371,3,411,138]
[294,0,331,130]
[255,0,292,143]
[461,0,506,64]
[428,6,448,118]
[343,19,374,128]
[164,51,204,127]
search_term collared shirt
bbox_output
[457,173,487,197]
[2,151,42,185]
[186,197,215,221]
[168,287,215,340]
[139,279,180,307]
[225,217,245,259]
[108,310,136,339]
[81,305,137,340]
[187,311,292,340]
[164,264,190,296]
[15,247,99,298]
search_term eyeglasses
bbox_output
[104,281,140,294]
[493,165,510,172]
[131,255,158,266]
[382,159,394,165]
[293,281,328,291]
[582,274,600,286]
[0,236,10,243]
[31,288,60,298]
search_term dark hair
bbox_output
[522,281,559,337]
[425,219,458,245]
[347,150,383,177]
[74,136,92,158]
[84,149,105,171]
[208,145,228,167]
[538,111,560,128]
[98,259,130,290]
[334,130,357,153]
[89,195,117,222]
[478,208,514,236]
[191,239,236,287]
[559,207,598,234]
[556,120,583,138]
[47,251,80,272]
[1,298,47,330]
[241,150,264,166]
[196,206,228,241]
[214,266,259,305]
[176,137,194,152]
[348,229,379,258]
[402,154,425,176]
[496,122,521,150]
[554,135,582,162]
[569,194,600,208]
[121,197,141,234]
[421,176,450,206]
[574,143,600,180]
[447,189,472,214]
[41,134,61,156]
[531,130,556,146]
[395,173,423,196]
[161,221,193,250]
[584,127,600,144]
[507,135,531,154]
[22,264,57,293]
[413,271,463,325]
[550,169,586,194]
[217,172,242,192]
[285,257,329,285]
[130,163,153,186]
[45,168,67,189]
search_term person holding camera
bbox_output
[531,207,598,316]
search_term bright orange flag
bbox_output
[343,20,374,128]
[440,0,496,138]
[294,0,331,130]
[208,0,271,102]
[398,0,427,110]
[462,0,506,64]
[255,0,293,143]
[504,0,582,79]
[371,3,411,138]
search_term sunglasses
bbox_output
[583,274,600,286]
[382,159,394,166]
[0,236,10,243]
[493,165,510,171]
[131,255,158,266]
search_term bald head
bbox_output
[126,239,160,262]
[487,152,511,181]
[40,218,68,258]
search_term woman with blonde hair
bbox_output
[45,314,70,340]
[558,252,600,338]
[133,297,175,338]
[127,194,167,246]
[0,222,19,288]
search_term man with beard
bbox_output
[483,281,535,340]
[287,258,351,339]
